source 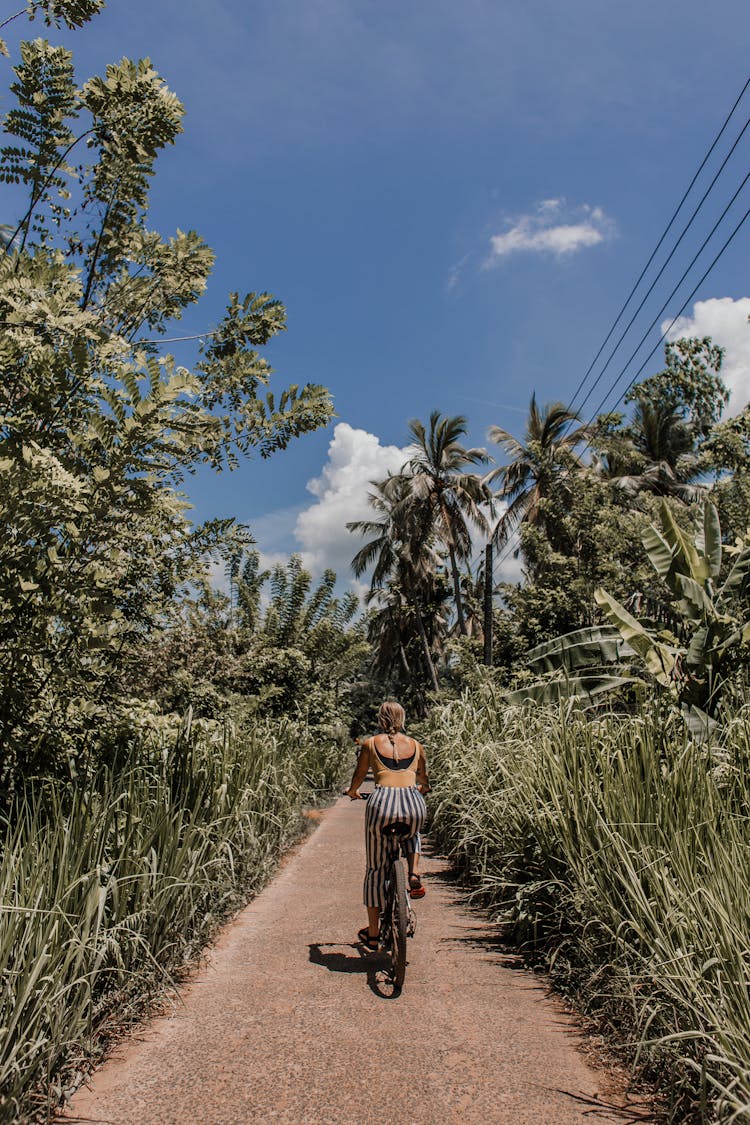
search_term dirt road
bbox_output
[68,794,644,1125]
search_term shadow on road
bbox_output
[308,942,372,974]
[308,943,403,1000]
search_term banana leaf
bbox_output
[681,702,717,740]
[675,573,715,624]
[641,523,677,584]
[659,500,709,582]
[703,501,722,579]
[505,673,639,708]
[595,587,677,689]
[526,626,635,675]
[721,544,750,598]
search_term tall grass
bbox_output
[427,687,750,1122]
[0,710,349,1123]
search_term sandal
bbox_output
[357,926,379,949]
[409,873,426,899]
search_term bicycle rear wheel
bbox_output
[389,859,408,989]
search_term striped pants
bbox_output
[363,785,427,908]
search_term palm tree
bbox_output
[348,475,443,691]
[486,394,590,546]
[396,412,492,637]
[363,569,450,703]
[596,398,706,502]
[348,475,409,590]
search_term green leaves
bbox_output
[1,39,78,250]
[525,625,634,676]
[594,587,677,689]
[29,1,106,30]
[0,24,334,782]
[596,501,750,715]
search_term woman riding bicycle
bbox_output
[346,700,430,950]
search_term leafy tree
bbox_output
[493,476,695,662]
[702,405,750,477]
[0,17,333,781]
[0,1,105,57]
[592,338,729,502]
[625,337,728,440]
[362,570,451,712]
[135,552,366,723]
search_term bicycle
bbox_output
[378,821,417,991]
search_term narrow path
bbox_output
[68,793,645,1125]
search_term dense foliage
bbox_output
[0,11,362,1120]
[0,14,333,789]
[129,552,369,726]
[348,338,750,710]
[0,711,351,1123]
[426,690,750,1122]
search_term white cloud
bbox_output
[496,547,524,586]
[446,252,471,293]
[243,422,523,603]
[294,422,410,582]
[485,199,614,263]
[663,297,750,415]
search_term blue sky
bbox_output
[5,1,750,585]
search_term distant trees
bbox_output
[132,552,367,723]
[488,336,750,686]
[398,413,491,636]
[592,339,727,502]
[351,336,750,697]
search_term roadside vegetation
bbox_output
[1,712,351,1122]
[0,7,359,1121]
[342,198,750,1125]
[3,4,750,1124]
[426,692,750,1121]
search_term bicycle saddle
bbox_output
[382,821,412,838]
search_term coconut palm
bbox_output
[487,394,590,546]
[363,569,451,700]
[348,475,443,691]
[396,412,492,636]
[598,398,706,502]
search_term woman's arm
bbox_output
[346,741,370,799]
[415,742,430,795]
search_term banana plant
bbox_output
[595,500,750,716]
[501,625,641,708]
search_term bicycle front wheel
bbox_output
[389,859,408,989]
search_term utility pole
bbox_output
[483,542,493,666]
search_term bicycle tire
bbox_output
[390,859,408,989]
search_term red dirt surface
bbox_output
[67,794,650,1125]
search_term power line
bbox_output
[566,74,750,416]
[483,193,750,588]
[575,123,750,418]
[470,77,750,592]
[483,194,750,596]
[577,198,750,462]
